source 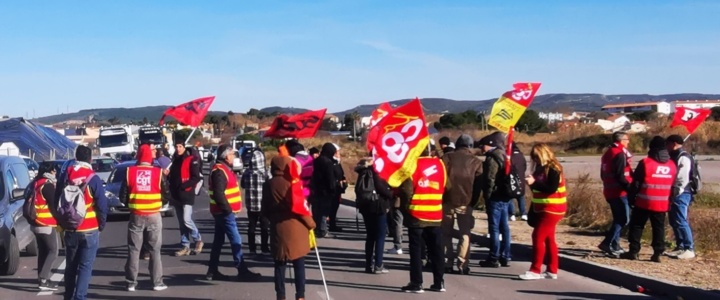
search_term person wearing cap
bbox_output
[168,138,203,257]
[438,136,454,157]
[622,136,676,263]
[665,134,696,260]
[120,144,168,292]
[206,144,262,281]
[478,131,513,268]
[441,134,483,274]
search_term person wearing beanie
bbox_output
[310,143,339,237]
[440,134,483,274]
[168,140,203,257]
[622,136,677,263]
[438,136,454,157]
[120,144,168,291]
[308,147,320,159]
[207,144,262,281]
[478,131,513,268]
[665,134,696,259]
[53,145,108,300]
[241,141,270,254]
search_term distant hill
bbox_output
[33,93,720,125]
[33,105,225,125]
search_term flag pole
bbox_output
[684,134,691,142]
[314,246,330,299]
[184,127,197,145]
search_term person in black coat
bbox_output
[355,158,393,273]
[310,143,339,237]
[168,142,204,256]
[329,144,347,232]
[508,143,529,221]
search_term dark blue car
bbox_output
[0,156,38,275]
[105,160,175,217]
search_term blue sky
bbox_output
[1,0,718,118]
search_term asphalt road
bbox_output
[1,184,653,300]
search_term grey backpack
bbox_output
[55,174,95,230]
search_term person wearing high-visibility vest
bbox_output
[519,143,567,280]
[31,162,60,291]
[398,148,448,294]
[120,144,167,292]
[206,144,261,281]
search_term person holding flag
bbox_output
[262,145,316,300]
[168,135,204,257]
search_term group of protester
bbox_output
[23,128,697,300]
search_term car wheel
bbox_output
[25,236,39,256]
[163,209,176,218]
[0,234,20,275]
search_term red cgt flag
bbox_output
[264,109,327,139]
[159,96,215,127]
[279,146,312,217]
[372,98,430,187]
[671,107,711,134]
[366,102,394,153]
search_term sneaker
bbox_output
[651,253,662,263]
[386,248,403,255]
[175,247,191,257]
[428,282,446,292]
[127,283,137,292]
[598,244,619,258]
[521,215,528,221]
[620,252,639,260]
[206,271,229,281]
[479,260,500,268]
[261,247,271,254]
[192,241,204,255]
[510,215,517,221]
[237,268,262,281]
[499,259,511,267]
[519,271,545,280]
[142,252,151,260]
[544,272,558,279]
[364,267,373,274]
[676,250,696,260]
[612,248,626,255]
[401,283,424,293]
[153,284,168,291]
[664,248,683,257]
[38,279,59,291]
[373,266,389,274]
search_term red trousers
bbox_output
[530,211,564,274]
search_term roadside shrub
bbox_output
[565,172,612,229]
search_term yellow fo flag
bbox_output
[487,82,542,133]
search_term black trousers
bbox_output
[627,208,666,255]
[329,194,341,229]
[35,229,59,280]
[408,226,444,286]
[247,211,269,252]
[274,258,305,299]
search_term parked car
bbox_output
[0,155,38,275]
[20,155,39,179]
[104,161,175,217]
[91,157,118,183]
[232,150,242,173]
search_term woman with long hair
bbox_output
[519,143,567,280]
[31,162,60,291]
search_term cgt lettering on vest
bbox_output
[653,166,673,179]
[418,165,440,190]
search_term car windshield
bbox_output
[108,165,127,183]
[92,159,116,172]
[98,134,129,147]
[23,158,39,171]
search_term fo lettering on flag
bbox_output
[487,83,542,133]
[671,107,711,135]
[366,102,394,153]
[159,96,215,127]
[372,98,429,187]
[264,109,327,139]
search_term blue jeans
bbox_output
[508,196,527,216]
[601,196,630,251]
[670,192,694,250]
[208,213,244,271]
[486,200,512,261]
[64,231,100,300]
[274,258,306,299]
[175,204,202,247]
[361,212,387,268]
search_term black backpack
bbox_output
[680,152,702,195]
[355,169,380,213]
[490,154,524,199]
[22,181,41,225]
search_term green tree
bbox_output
[247,108,260,116]
[516,109,548,132]
[108,116,120,125]
[321,118,338,131]
[711,107,720,121]
[142,116,149,124]
[228,110,235,116]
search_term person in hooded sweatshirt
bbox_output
[240,143,270,254]
[354,158,394,274]
[329,143,347,232]
[508,143,528,221]
[310,143,339,237]
[285,140,314,202]
[621,136,677,263]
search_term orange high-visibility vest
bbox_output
[531,171,568,215]
[126,165,163,215]
[635,158,676,213]
[65,165,98,232]
[33,178,57,227]
[408,157,446,223]
[209,163,242,214]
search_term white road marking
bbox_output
[37,259,66,296]
[317,290,334,300]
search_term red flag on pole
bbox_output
[366,102,394,153]
[264,109,327,139]
[505,127,515,175]
[278,145,312,217]
[159,96,215,127]
[671,107,711,135]
[372,98,430,187]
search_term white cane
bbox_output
[314,246,330,300]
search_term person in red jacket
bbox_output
[621,136,677,263]
[598,131,633,257]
